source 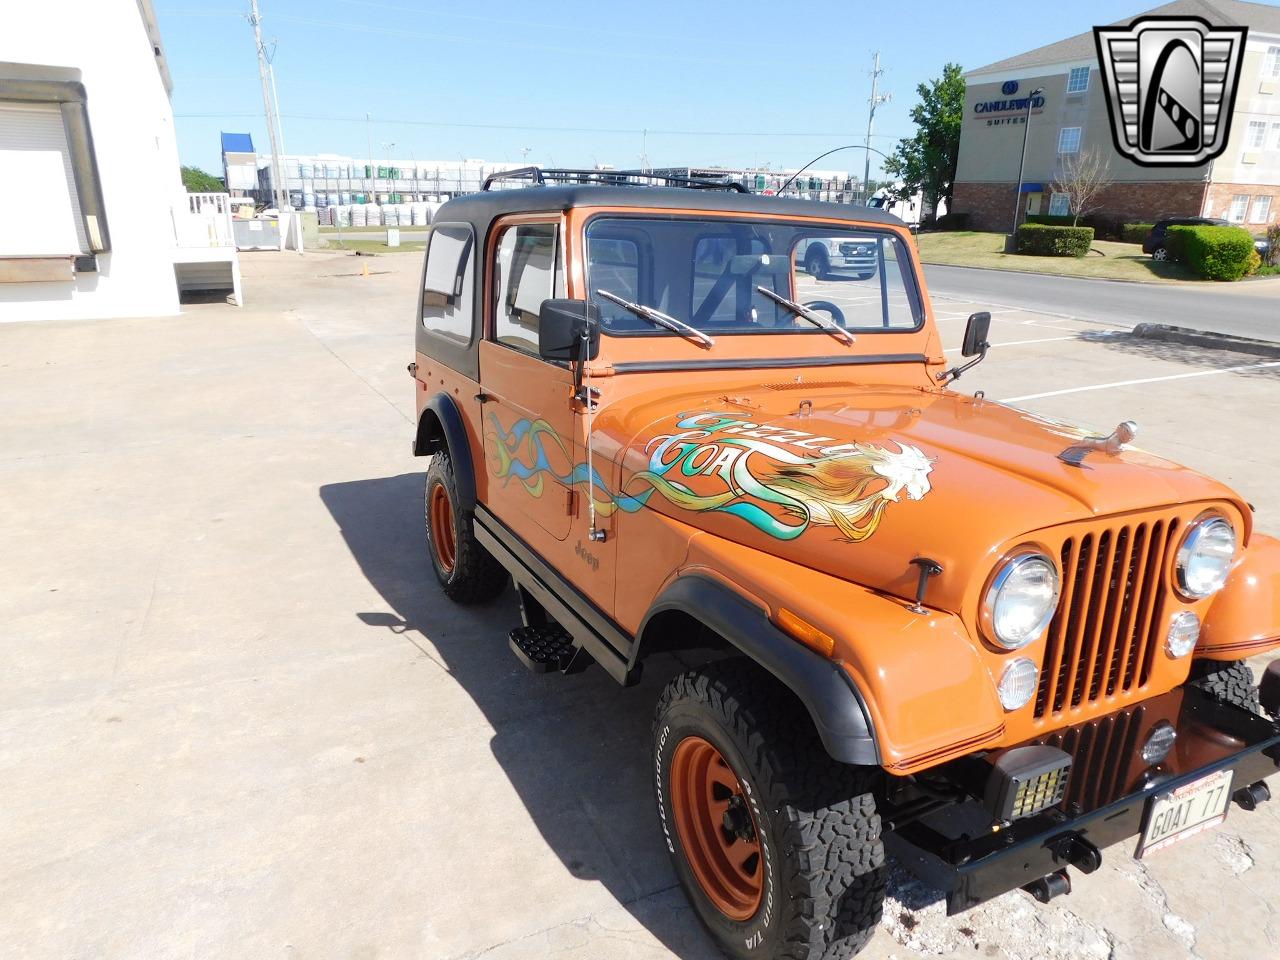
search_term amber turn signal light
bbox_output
[774,608,836,658]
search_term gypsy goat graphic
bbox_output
[485,411,934,542]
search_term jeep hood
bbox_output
[599,384,1244,613]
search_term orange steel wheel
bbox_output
[670,736,764,921]
[429,483,457,574]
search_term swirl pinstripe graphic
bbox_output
[484,411,933,542]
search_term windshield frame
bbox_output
[581,211,927,340]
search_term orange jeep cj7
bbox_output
[409,168,1280,960]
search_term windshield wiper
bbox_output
[755,286,854,346]
[595,289,715,349]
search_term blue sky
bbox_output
[158,0,1155,176]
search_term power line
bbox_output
[178,110,906,141]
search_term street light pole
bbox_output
[1010,87,1045,237]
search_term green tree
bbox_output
[181,165,224,193]
[883,63,965,215]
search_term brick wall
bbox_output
[1203,182,1280,227]
[951,180,1209,231]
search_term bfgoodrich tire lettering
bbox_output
[424,449,508,604]
[653,658,885,960]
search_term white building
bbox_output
[0,0,239,322]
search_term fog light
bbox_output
[984,745,1072,821]
[1166,611,1200,658]
[1141,720,1177,765]
[998,658,1038,711]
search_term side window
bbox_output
[421,223,474,344]
[493,223,563,354]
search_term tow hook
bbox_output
[1023,869,1071,904]
[1049,833,1102,874]
[1233,780,1272,811]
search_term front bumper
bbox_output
[829,255,876,273]
[885,684,1280,914]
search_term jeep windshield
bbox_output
[584,216,922,338]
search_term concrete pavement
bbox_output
[923,262,1280,342]
[2,249,1279,960]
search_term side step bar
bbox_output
[473,507,633,684]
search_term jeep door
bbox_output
[477,216,574,543]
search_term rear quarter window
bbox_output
[421,223,475,345]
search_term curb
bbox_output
[1130,323,1280,358]
[918,260,1191,286]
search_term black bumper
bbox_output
[885,686,1280,915]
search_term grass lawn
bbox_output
[317,238,426,255]
[916,231,1200,282]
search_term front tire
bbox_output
[653,659,885,960]
[424,449,508,604]
[1151,246,1169,262]
[805,250,829,280]
[1188,659,1262,714]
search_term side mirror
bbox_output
[938,311,992,384]
[961,311,991,357]
[539,298,600,362]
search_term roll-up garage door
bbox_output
[0,102,89,256]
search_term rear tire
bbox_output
[653,659,885,960]
[1151,246,1169,262]
[424,449,508,604]
[1188,659,1262,714]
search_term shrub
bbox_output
[1025,213,1123,239]
[1169,224,1255,281]
[1245,248,1262,276]
[1025,214,1077,227]
[933,212,970,231]
[1016,223,1094,257]
[1122,222,1155,244]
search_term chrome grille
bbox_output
[1034,518,1180,719]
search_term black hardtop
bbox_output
[432,185,905,236]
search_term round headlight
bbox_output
[1166,611,1200,658]
[998,658,1039,711]
[1175,516,1236,599]
[985,553,1061,649]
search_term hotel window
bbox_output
[1066,66,1090,93]
[1246,120,1267,150]
[1271,122,1280,150]
[1265,45,1280,80]
[1251,196,1273,224]
[1057,126,1081,154]
[1228,194,1249,222]
[1048,192,1071,216]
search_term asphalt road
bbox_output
[923,263,1280,342]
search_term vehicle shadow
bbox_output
[319,472,722,958]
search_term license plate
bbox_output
[1137,769,1233,858]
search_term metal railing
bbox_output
[173,192,235,248]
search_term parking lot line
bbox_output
[1003,361,1280,402]
[943,335,1080,353]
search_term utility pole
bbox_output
[863,51,890,205]
[248,0,288,216]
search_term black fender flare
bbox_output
[414,392,476,513]
[636,574,880,765]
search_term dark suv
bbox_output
[1143,217,1228,260]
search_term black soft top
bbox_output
[432,185,905,235]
